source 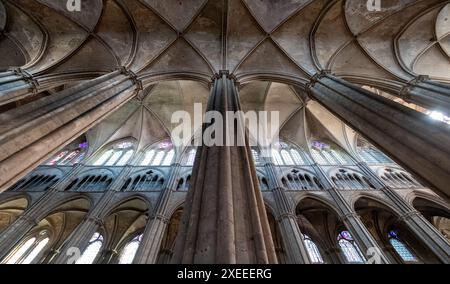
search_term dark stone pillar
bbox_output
[263,162,310,264]
[133,164,182,264]
[311,164,390,264]
[308,72,450,200]
[51,166,134,264]
[171,72,277,264]
[0,68,142,192]
[0,68,39,106]
[400,75,450,115]
[357,162,450,263]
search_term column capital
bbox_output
[117,66,143,91]
[149,213,170,224]
[397,210,421,222]
[276,212,297,223]
[400,75,430,98]
[86,216,104,227]
[21,215,39,226]
[306,70,332,89]
[9,67,39,93]
[340,212,361,222]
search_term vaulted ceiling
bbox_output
[1,0,449,84]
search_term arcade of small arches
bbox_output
[1,130,450,264]
[0,189,449,264]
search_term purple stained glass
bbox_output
[79,142,89,149]
[389,230,399,238]
[158,141,173,149]
[338,231,354,241]
[312,141,330,150]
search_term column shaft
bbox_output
[171,73,277,264]
[0,69,141,192]
[357,162,450,263]
[308,73,450,200]
[311,164,390,264]
[401,76,450,114]
[133,164,182,264]
[264,162,310,264]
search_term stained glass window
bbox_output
[76,233,103,264]
[22,238,49,264]
[304,235,324,264]
[388,230,417,262]
[116,142,134,149]
[71,153,85,164]
[60,150,80,165]
[4,231,50,264]
[337,231,365,263]
[281,150,294,165]
[162,149,175,166]
[6,238,36,264]
[141,150,156,166]
[105,151,123,166]
[118,234,143,264]
[290,149,304,165]
[311,149,327,165]
[151,151,165,166]
[186,149,197,166]
[271,149,284,165]
[94,150,114,166]
[47,151,68,165]
[116,150,134,166]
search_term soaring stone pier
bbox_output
[171,72,277,264]
[308,72,450,200]
[0,68,141,192]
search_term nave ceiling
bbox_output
[0,0,449,85]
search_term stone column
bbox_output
[171,72,277,264]
[357,162,450,263]
[263,161,310,264]
[0,68,39,106]
[133,164,182,264]
[0,68,142,192]
[311,164,390,264]
[308,72,450,200]
[51,166,134,264]
[400,75,450,115]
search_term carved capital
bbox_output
[86,216,104,226]
[117,66,143,91]
[307,70,332,89]
[400,75,430,99]
[9,67,39,93]
[397,210,421,222]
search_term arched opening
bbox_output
[0,197,29,233]
[354,197,439,264]
[140,140,175,167]
[413,197,450,242]
[296,198,352,264]
[97,198,149,264]
[2,197,90,264]
[310,140,354,166]
[45,135,89,166]
[92,140,136,167]
[157,207,183,264]
[266,209,286,264]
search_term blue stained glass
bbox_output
[388,230,417,262]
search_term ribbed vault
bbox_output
[0,0,449,83]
